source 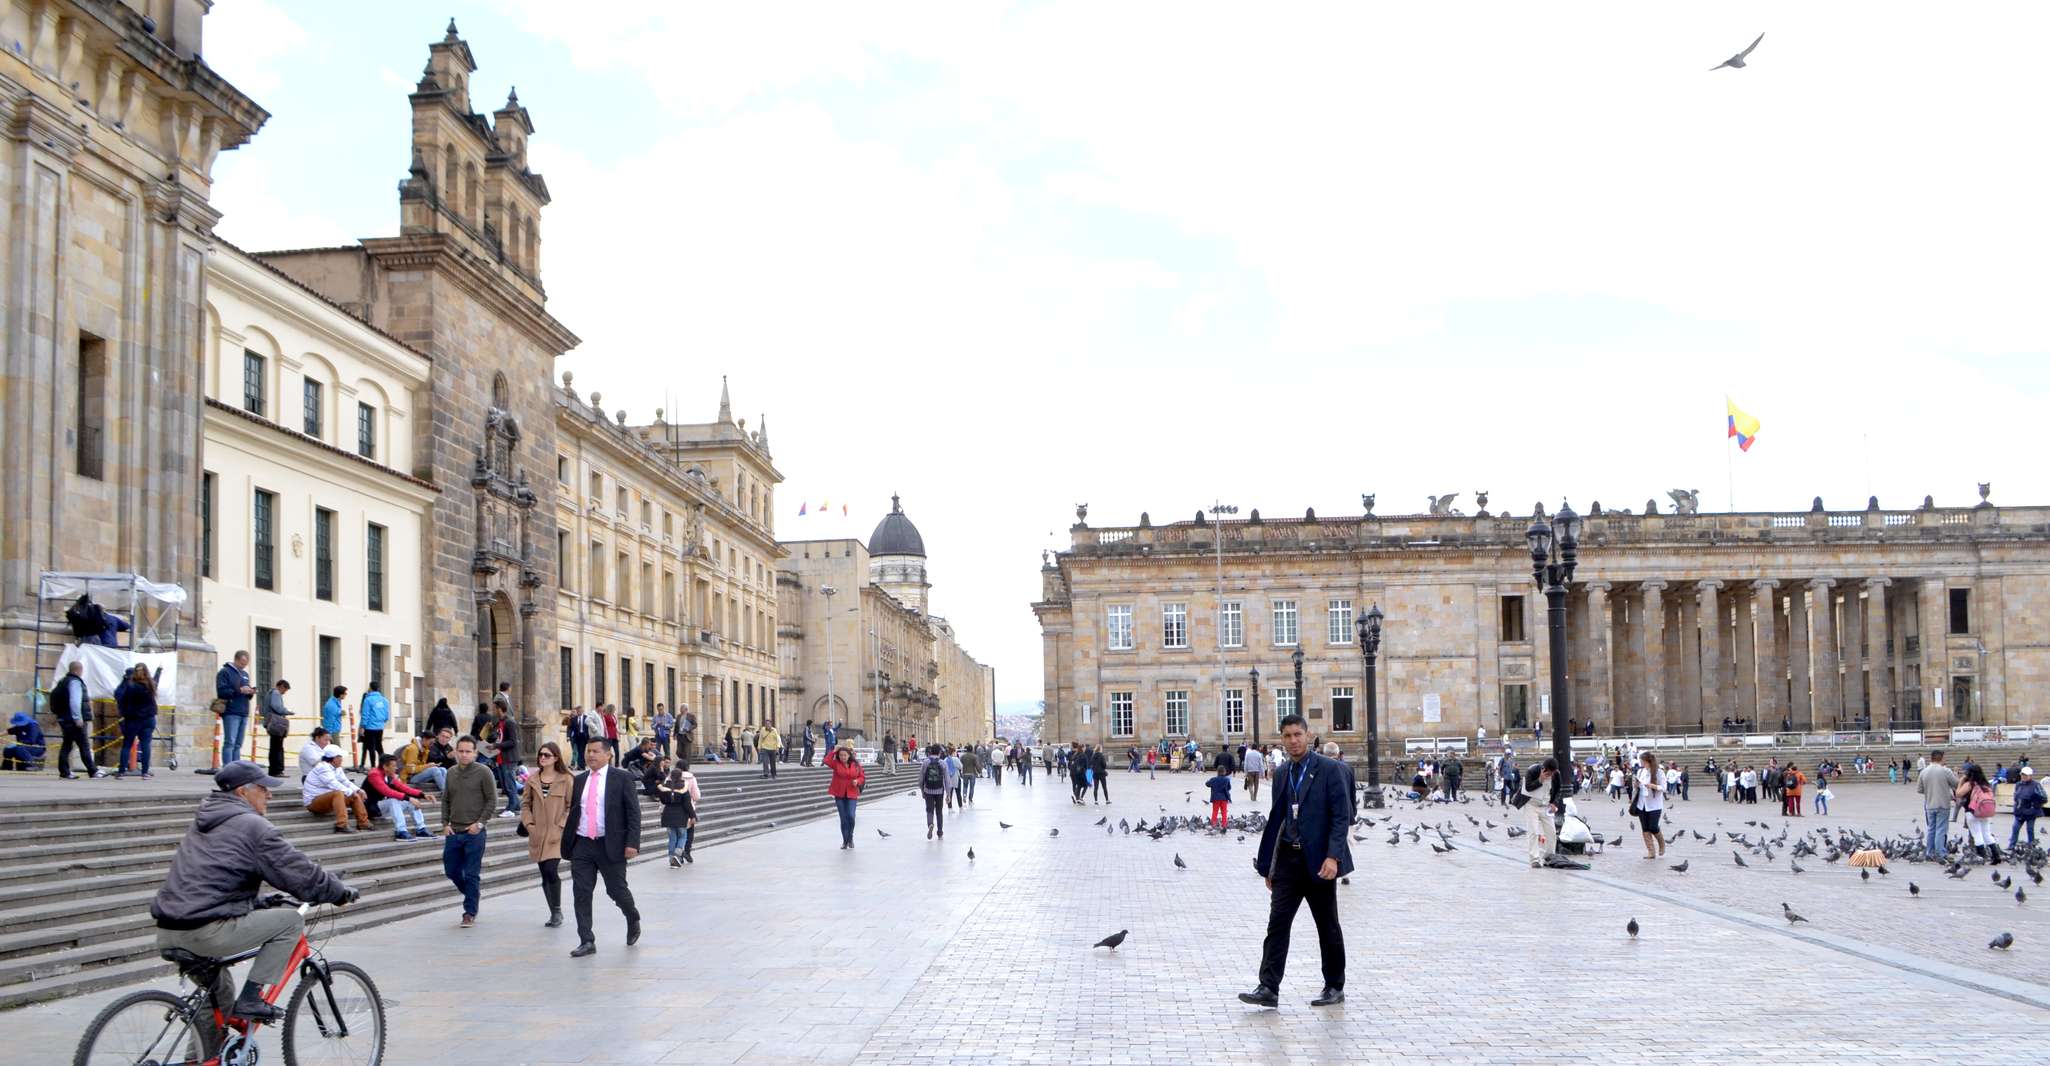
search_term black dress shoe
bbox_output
[1237,986,1279,1008]
[1310,987,1345,1007]
[544,909,564,928]
[626,919,641,947]
[570,941,596,958]
[227,995,286,1025]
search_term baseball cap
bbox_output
[217,760,285,791]
[2024,767,2035,777]
[321,744,344,760]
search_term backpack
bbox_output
[64,596,103,640]
[1970,785,1996,819]
[921,759,945,792]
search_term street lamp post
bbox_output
[820,585,837,735]
[1527,501,1582,806]
[1291,647,1305,729]
[1249,666,1261,747]
[1356,603,1384,808]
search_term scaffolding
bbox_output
[22,572,188,772]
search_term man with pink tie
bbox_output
[564,739,642,957]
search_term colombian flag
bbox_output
[798,502,808,516]
[1726,397,1760,452]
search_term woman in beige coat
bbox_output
[519,741,573,928]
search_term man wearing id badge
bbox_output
[1240,714,1353,1009]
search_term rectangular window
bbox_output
[640,500,652,528]
[200,472,215,579]
[1106,605,1134,650]
[556,455,569,483]
[1275,687,1298,720]
[1272,599,1298,646]
[641,562,655,618]
[588,541,604,599]
[242,350,265,416]
[1109,691,1135,738]
[254,627,279,693]
[1503,684,1530,729]
[662,571,677,620]
[645,663,656,714]
[356,402,375,459]
[588,470,602,500]
[1164,690,1189,736]
[366,523,386,612]
[1220,601,1243,648]
[593,652,607,705]
[313,508,335,601]
[1223,688,1246,734]
[621,657,633,711]
[1948,588,1971,635]
[1331,685,1356,732]
[318,635,339,698]
[666,667,677,712]
[557,531,570,588]
[735,679,745,725]
[252,489,276,591]
[369,643,389,695]
[302,378,323,438]
[560,646,574,709]
[1162,603,1188,649]
[616,551,630,607]
[76,332,106,479]
[616,487,628,514]
[1328,599,1354,645]
[1501,595,1527,642]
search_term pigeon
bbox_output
[1711,32,1765,71]
[999,822,1013,830]
[1989,932,2015,950]
[2019,888,2029,904]
[1049,829,1059,837]
[1791,861,1806,875]
[1860,869,1870,882]
[876,829,891,839]
[1478,833,1492,844]
[1669,859,1690,874]
[1909,882,1920,897]
[1781,902,1807,925]
[1877,866,1889,877]
[1093,930,1127,951]
[1106,825,1113,836]
[1174,853,1188,870]
[1626,917,1639,938]
[1733,852,1749,868]
[1430,844,1449,854]
[1095,817,1107,826]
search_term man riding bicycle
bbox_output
[150,760,358,1023]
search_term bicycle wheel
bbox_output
[280,960,384,1066]
[73,989,208,1066]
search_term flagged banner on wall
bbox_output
[1725,397,1761,452]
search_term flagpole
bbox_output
[1726,432,1736,513]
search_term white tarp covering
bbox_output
[39,572,188,606]
[52,644,178,703]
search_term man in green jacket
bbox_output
[440,735,497,928]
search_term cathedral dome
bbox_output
[868,494,926,558]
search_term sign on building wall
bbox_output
[1421,693,1442,723]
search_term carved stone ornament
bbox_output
[1075,502,1089,525]
[289,534,304,559]
[1428,493,1461,515]
[1360,493,1375,515]
[1667,488,1701,515]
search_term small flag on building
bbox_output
[798,502,808,516]
[1726,397,1760,452]
[842,503,849,516]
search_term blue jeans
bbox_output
[381,798,427,835]
[759,750,778,777]
[119,722,154,773]
[499,764,522,812]
[442,828,486,915]
[409,766,447,792]
[2012,816,2038,849]
[963,776,977,802]
[666,825,693,858]
[220,714,249,763]
[1924,807,1949,860]
[834,797,857,845]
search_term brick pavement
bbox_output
[9,767,2045,1064]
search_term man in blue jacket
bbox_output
[1241,714,1353,1008]
[215,651,255,764]
[359,682,391,768]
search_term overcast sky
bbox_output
[204,2,2050,709]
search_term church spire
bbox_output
[717,375,732,423]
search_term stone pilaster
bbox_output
[1789,584,1812,728]
[1920,577,1948,726]
[1863,578,1891,728]
[1584,582,1612,731]
[1695,581,1722,731]
[1734,583,1758,729]
[1637,581,1666,733]
[1752,581,1781,730]
[1809,579,1839,727]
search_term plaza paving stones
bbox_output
[11,770,2046,1064]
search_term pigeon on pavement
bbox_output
[1094,930,1128,951]
[1711,32,1765,71]
[967,847,975,861]
[1174,853,1188,870]
[1909,882,1920,897]
[999,822,1013,830]
[1626,918,1639,938]
[877,829,891,839]
[1781,902,1808,924]
[1989,932,2015,950]
[1734,852,1749,868]
[1669,860,1690,873]
[1049,828,1059,837]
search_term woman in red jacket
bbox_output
[827,739,867,849]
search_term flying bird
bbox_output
[1781,902,1808,924]
[1989,932,2015,950]
[1711,32,1765,71]
[1094,930,1128,951]
[1626,917,1639,938]
[1669,859,1690,874]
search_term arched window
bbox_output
[492,371,510,411]
[442,144,456,205]
[465,162,479,219]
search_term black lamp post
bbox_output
[1291,647,1305,727]
[1249,666,1261,747]
[1356,603,1384,808]
[1527,501,1582,807]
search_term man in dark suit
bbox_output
[1241,714,1353,1008]
[564,740,642,958]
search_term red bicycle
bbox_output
[72,899,384,1066]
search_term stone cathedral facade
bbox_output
[1036,496,2050,749]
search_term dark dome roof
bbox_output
[868,494,926,557]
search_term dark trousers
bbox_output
[1093,774,1110,802]
[442,828,486,916]
[835,796,857,845]
[360,729,385,767]
[570,853,640,944]
[56,719,96,776]
[537,858,562,913]
[267,732,287,777]
[760,750,778,777]
[118,722,153,773]
[1257,851,1345,991]
[924,793,945,835]
[802,743,815,767]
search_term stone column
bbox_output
[1844,583,1866,726]
[1920,577,1948,726]
[1809,579,1838,728]
[1890,585,1910,724]
[1584,582,1612,732]
[1663,594,1684,734]
[1734,583,1758,729]
[1637,581,1666,734]
[1678,589,1701,731]
[1788,585,1811,728]
[1695,581,1722,732]
[1863,578,1891,729]
[1752,581,1781,730]
[1717,588,1738,726]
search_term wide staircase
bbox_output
[0,763,918,1011]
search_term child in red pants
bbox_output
[1204,769,1233,829]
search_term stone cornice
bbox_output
[360,233,579,354]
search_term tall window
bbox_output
[588,470,602,500]
[666,667,677,712]
[621,657,633,711]
[1106,605,1134,650]
[588,541,604,599]
[200,472,215,579]
[1948,588,1971,635]
[355,402,375,459]
[1503,684,1530,729]
[366,523,386,612]
[318,635,339,698]
[557,455,569,483]
[303,378,323,438]
[252,489,276,591]
[1223,688,1246,734]
[1275,687,1298,720]
[556,531,570,588]
[1109,691,1134,738]
[560,646,574,709]
[615,551,630,607]
[1220,601,1243,648]
[370,643,389,695]
[641,562,655,618]
[313,508,334,601]
[1331,685,1355,732]
[593,651,607,705]
[254,627,279,693]
[1162,603,1188,649]
[1327,599,1354,645]
[76,332,106,479]
[1165,690,1189,736]
[1500,595,1527,642]
[1272,599,1298,646]
[645,664,655,714]
[242,350,265,416]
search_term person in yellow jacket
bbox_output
[756,723,782,779]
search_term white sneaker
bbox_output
[496,810,518,819]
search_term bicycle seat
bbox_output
[160,945,262,985]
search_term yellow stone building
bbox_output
[1035,497,2050,749]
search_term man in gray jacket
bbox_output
[152,761,356,1022]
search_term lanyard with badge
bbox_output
[1288,759,1310,829]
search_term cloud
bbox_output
[196,0,308,97]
